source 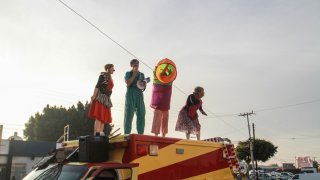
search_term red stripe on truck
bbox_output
[138,148,229,179]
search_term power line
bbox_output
[57,1,134,56]
[56,0,246,134]
[57,0,153,71]
[201,98,320,119]
[269,136,320,140]
[255,99,320,113]
[204,108,247,134]
[57,0,192,98]
[56,1,320,139]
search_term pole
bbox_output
[239,111,256,180]
[6,139,14,180]
[253,123,259,180]
[0,124,3,146]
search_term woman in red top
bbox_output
[175,86,207,140]
[88,64,115,136]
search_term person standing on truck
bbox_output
[124,59,146,134]
[88,64,115,136]
[175,86,207,140]
[150,60,176,137]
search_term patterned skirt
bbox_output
[175,108,200,135]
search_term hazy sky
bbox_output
[1,0,320,165]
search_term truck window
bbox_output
[89,167,134,180]
[23,164,58,180]
[93,169,118,180]
[57,165,87,180]
[23,164,87,180]
[292,174,299,179]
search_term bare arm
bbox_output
[91,88,99,101]
[199,105,207,116]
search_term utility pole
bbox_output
[0,124,3,146]
[239,110,256,180]
[253,123,258,180]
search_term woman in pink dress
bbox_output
[175,86,207,140]
[151,62,175,137]
[88,64,115,136]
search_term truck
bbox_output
[23,134,239,180]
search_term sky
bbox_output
[1,0,320,166]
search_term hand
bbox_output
[91,95,96,101]
[202,111,208,116]
[132,67,139,75]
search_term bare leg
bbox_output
[99,123,105,133]
[151,109,161,136]
[186,132,190,139]
[196,133,200,140]
[161,110,169,138]
[94,120,101,135]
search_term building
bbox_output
[8,132,23,141]
[283,163,295,169]
[0,132,55,180]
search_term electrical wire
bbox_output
[54,0,320,141]
[199,98,320,119]
[255,99,320,113]
[57,0,153,71]
[57,0,191,99]
[2,2,318,153]
[56,0,248,135]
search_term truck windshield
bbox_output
[23,164,87,180]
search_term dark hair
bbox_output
[194,86,204,94]
[130,59,139,66]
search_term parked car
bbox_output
[259,173,273,180]
[249,169,265,175]
[290,173,320,180]
[280,172,294,180]
[249,172,272,180]
[270,171,281,179]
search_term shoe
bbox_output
[95,132,100,136]
[100,132,105,136]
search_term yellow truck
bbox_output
[23,134,238,180]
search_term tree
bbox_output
[270,163,279,167]
[236,139,278,164]
[24,101,112,141]
[313,160,318,169]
